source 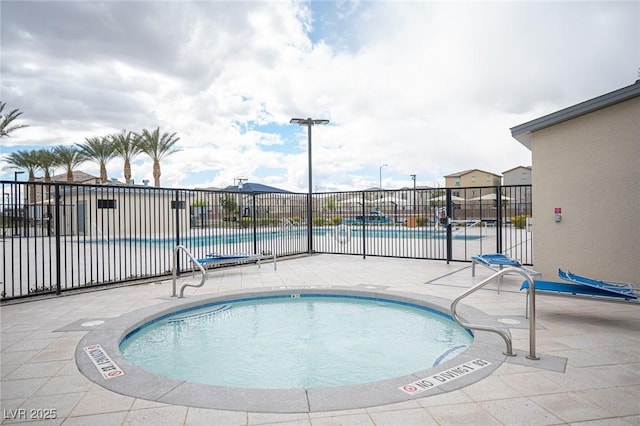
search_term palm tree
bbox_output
[34,149,57,203]
[77,136,115,183]
[111,130,141,184]
[53,146,86,183]
[4,150,39,182]
[35,149,57,183]
[0,101,28,137]
[137,127,181,187]
[3,149,40,204]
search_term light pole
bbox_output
[410,174,416,212]
[14,170,25,236]
[290,117,329,254]
[379,164,388,190]
[236,177,247,219]
[3,192,9,213]
[378,164,388,212]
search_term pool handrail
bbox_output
[172,245,207,298]
[451,267,539,360]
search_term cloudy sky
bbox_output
[1,1,638,192]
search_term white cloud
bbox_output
[1,1,638,191]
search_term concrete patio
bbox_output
[1,254,639,425]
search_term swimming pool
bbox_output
[87,227,481,246]
[76,287,507,412]
[120,295,473,389]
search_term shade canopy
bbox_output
[378,196,409,206]
[223,182,291,194]
[428,195,466,204]
[469,193,514,202]
[337,197,374,205]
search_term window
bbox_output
[454,177,461,186]
[471,175,476,183]
[486,175,491,182]
[97,199,116,209]
[521,172,528,181]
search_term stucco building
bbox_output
[502,166,532,186]
[510,80,640,283]
[444,169,502,189]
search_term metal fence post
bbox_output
[252,193,258,255]
[361,191,367,259]
[496,185,503,254]
[446,188,452,263]
[54,183,62,295]
[174,189,181,275]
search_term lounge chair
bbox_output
[558,269,638,298]
[192,252,277,272]
[520,269,638,317]
[471,253,540,292]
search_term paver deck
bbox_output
[2,254,639,425]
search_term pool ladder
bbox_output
[172,245,207,298]
[451,267,539,360]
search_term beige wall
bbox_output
[84,192,191,237]
[531,97,640,282]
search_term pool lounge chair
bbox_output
[471,253,540,292]
[558,269,638,298]
[192,252,277,272]
[520,268,638,317]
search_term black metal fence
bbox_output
[1,180,532,301]
[311,185,532,262]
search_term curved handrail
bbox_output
[172,245,207,298]
[451,267,538,359]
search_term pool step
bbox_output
[167,305,231,323]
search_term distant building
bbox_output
[444,169,502,188]
[443,169,502,201]
[34,171,100,185]
[502,166,532,186]
[511,80,639,283]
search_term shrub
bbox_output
[511,214,530,229]
[416,216,430,226]
[240,217,253,228]
[313,217,327,226]
[331,216,343,225]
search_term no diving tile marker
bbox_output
[400,359,492,395]
[83,344,124,379]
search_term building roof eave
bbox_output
[510,80,640,150]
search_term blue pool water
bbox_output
[120,295,473,389]
[92,227,480,246]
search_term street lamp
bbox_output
[379,164,388,190]
[290,117,329,254]
[235,177,247,219]
[410,174,416,212]
[235,177,247,190]
[377,164,388,212]
[14,170,25,236]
